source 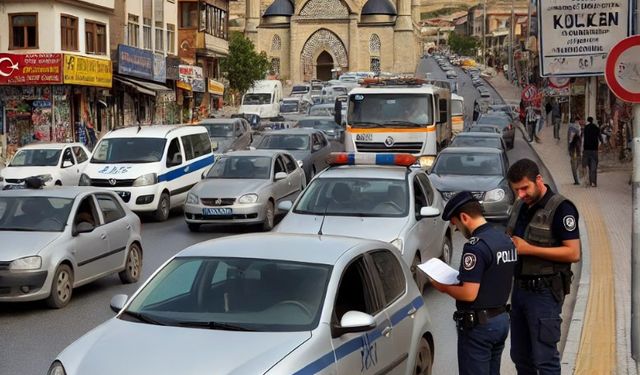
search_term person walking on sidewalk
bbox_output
[506,158,581,375]
[583,116,601,187]
[567,117,582,185]
[431,191,516,375]
[552,100,562,140]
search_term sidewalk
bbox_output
[490,74,636,374]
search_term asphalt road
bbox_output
[0,60,550,375]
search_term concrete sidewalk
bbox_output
[490,74,636,374]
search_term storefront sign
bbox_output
[208,79,224,95]
[538,0,631,77]
[153,53,166,83]
[0,53,63,85]
[179,65,205,92]
[166,56,180,80]
[63,55,112,88]
[117,44,154,80]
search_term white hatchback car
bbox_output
[50,233,434,375]
[0,143,91,189]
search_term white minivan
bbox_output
[79,125,214,221]
[238,80,283,120]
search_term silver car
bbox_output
[428,147,514,221]
[0,187,142,308]
[184,150,306,231]
[50,233,435,375]
[275,161,451,290]
[199,118,253,154]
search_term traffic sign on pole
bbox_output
[605,35,640,103]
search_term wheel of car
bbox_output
[188,223,201,232]
[263,201,275,231]
[414,337,433,375]
[440,235,453,265]
[119,243,142,284]
[154,192,170,222]
[411,253,427,293]
[45,264,74,309]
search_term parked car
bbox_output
[0,143,91,189]
[0,187,143,308]
[476,113,516,149]
[295,116,344,142]
[49,233,435,375]
[199,118,253,154]
[279,96,312,116]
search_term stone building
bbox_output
[230,0,422,81]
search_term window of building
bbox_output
[143,18,152,50]
[10,13,38,49]
[127,14,140,47]
[155,21,164,52]
[166,23,175,54]
[85,21,106,55]
[180,2,198,28]
[61,15,78,51]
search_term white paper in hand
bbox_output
[417,258,460,285]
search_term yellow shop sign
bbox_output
[63,54,112,88]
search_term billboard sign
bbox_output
[0,54,63,85]
[63,54,112,88]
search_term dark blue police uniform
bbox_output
[442,192,517,375]
[508,186,580,375]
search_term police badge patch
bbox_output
[463,253,477,270]
[563,215,576,231]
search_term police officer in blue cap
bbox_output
[430,191,517,375]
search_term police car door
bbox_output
[331,256,394,374]
[405,175,438,262]
[59,147,78,185]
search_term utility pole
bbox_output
[632,0,640,361]
[483,0,487,66]
[526,0,532,84]
[508,0,514,82]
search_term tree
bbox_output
[448,33,479,57]
[220,32,271,104]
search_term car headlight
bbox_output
[79,173,91,186]
[10,256,42,271]
[390,238,404,252]
[48,361,67,375]
[37,174,53,183]
[186,192,199,204]
[418,156,435,169]
[238,194,258,204]
[484,188,505,202]
[133,173,158,187]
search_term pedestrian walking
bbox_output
[506,159,581,375]
[567,117,582,185]
[583,116,601,187]
[430,192,517,375]
[552,100,562,140]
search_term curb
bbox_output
[488,78,589,373]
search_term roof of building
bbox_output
[361,0,397,15]
[263,0,294,17]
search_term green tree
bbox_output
[448,33,479,56]
[220,32,271,104]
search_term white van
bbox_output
[79,125,214,221]
[238,80,283,120]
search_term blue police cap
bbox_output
[442,191,478,221]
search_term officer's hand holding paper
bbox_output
[418,258,459,285]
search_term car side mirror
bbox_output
[277,200,293,211]
[73,221,95,236]
[312,144,322,152]
[331,311,376,338]
[62,160,73,168]
[419,206,441,218]
[275,172,287,181]
[110,294,128,313]
[297,160,304,168]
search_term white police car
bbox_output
[275,153,452,290]
[49,233,434,375]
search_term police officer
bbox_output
[506,158,581,374]
[430,191,517,375]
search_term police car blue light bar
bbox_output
[327,153,417,167]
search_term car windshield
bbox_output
[469,126,499,133]
[91,138,167,163]
[312,84,323,91]
[478,116,510,128]
[257,135,309,151]
[452,100,464,115]
[348,94,434,127]
[294,178,409,217]
[202,123,234,138]
[291,86,309,94]
[243,94,271,105]
[297,119,338,130]
[122,257,332,332]
[0,197,73,232]
[10,149,61,167]
[451,137,502,149]
[280,101,299,113]
[433,153,503,176]
[333,87,347,94]
[309,106,334,116]
[206,156,271,179]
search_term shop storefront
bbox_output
[208,79,225,114]
[177,65,206,123]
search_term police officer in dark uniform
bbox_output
[506,158,581,375]
[430,191,517,375]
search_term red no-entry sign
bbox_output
[605,35,640,103]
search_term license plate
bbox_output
[203,208,233,216]
[356,133,373,142]
[2,184,25,190]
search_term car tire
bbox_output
[119,243,142,284]
[439,235,453,265]
[154,192,170,222]
[263,201,275,231]
[187,223,201,232]
[411,253,427,293]
[45,264,73,309]
[414,337,434,375]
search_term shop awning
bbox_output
[114,76,172,97]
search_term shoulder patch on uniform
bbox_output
[463,253,477,271]
[563,215,577,231]
[469,237,479,245]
